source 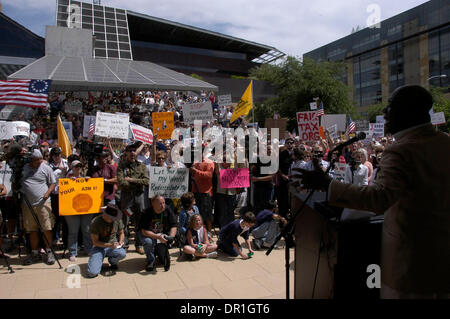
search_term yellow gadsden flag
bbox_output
[230,81,253,123]
[57,115,72,158]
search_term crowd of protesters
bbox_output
[0,89,397,277]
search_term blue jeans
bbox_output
[65,214,93,257]
[138,232,156,266]
[251,220,279,245]
[218,239,240,257]
[86,246,126,277]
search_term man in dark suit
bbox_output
[296,85,450,298]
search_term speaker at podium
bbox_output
[290,186,383,299]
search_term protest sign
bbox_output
[326,124,338,140]
[321,114,346,132]
[95,136,124,153]
[0,162,13,197]
[369,123,385,137]
[0,121,30,140]
[62,121,73,144]
[355,120,369,132]
[310,102,317,110]
[182,101,214,124]
[152,112,174,140]
[431,112,446,125]
[149,167,189,198]
[130,123,153,145]
[376,115,385,124]
[296,111,320,142]
[220,168,250,188]
[333,163,347,182]
[83,115,96,137]
[265,118,287,136]
[94,112,130,139]
[64,100,83,114]
[218,94,232,107]
[29,131,39,144]
[58,178,104,216]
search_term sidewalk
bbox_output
[0,240,295,299]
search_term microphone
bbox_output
[328,132,366,161]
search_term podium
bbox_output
[291,186,383,299]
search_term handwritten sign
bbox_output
[296,111,320,142]
[152,112,174,140]
[130,123,153,145]
[327,124,338,140]
[218,94,232,107]
[182,101,214,124]
[64,100,83,114]
[0,121,30,140]
[0,162,12,197]
[95,112,130,139]
[149,167,189,198]
[58,178,104,216]
[333,163,347,182]
[219,168,250,188]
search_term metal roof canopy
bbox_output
[7,55,218,92]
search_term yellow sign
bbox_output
[152,112,174,140]
[230,81,253,123]
[59,178,104,216]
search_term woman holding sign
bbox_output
[64,160,93,261]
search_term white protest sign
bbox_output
[376,115,385,124]
[83,115,96,137]
[326,124,338,140]
[62,121,73,144]
[64,100,83,114]
[149,167,189,198]
[296,111,320,142]
[322,114,347,132]
[130,123,153,145]
[310,102,317,110]
[94,112,129,139]
[218,94,232,107]
[0,121,30,140]
[355,120,369,132]
[369,123,385,137]
[182,101,214,124]
[333,163,347,182]
[0,162,13,197]
[431,112,446,125]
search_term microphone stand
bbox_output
[266,155,337,299]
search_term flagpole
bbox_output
[251,80,254,125]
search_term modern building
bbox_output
[1,0,283,101]
[304,0,450,114]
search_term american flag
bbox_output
[88,117,96,139]
[0,79,51,108]
[316,102,324,117]
[345,116,356,136]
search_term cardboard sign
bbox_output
[95,112,130,139]
[62,121,73,144]
[326,124,338,140]
[265,118,287,136]
[64,100,83,114]
[431,112,446,125]
[152,112,174,140]
[83,115,96,137]
[95,136,124,153]
[0,121,30,140]
[149,167,189,198]
[218,94,232,107]
[219,168,250,188]
[58,178,104,216]
[130,123,153,145]
[296,111,320,142]
[333,163,347,181]
[182,101,214,124]
[369,123,385,137]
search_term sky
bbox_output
[2,0,430,57]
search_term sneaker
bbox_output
[136,246,145,255]
[46,251,56,265]
[252,239,262,250]
[69,255,76,262]
[22,253,41,265]
[206,251,218,258]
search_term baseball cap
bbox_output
[71,160,82,167]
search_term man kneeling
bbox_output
[86,204,126,278]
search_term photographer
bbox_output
[20,149,57,265]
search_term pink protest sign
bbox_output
[220,168,250,188]
[296,111,320,142]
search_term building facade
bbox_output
[304,0,450,114]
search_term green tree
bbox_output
[366,102,385,123]
[250,56,356,131]
[430,87,450,132]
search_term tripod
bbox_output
[18,191,63,269]
[266,157,337,299]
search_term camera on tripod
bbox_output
[77,140,104,174]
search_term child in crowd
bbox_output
[218,211,256,259]
[183,214,218,259]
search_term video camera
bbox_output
[76,140,104,175]
[2,142,33,188]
